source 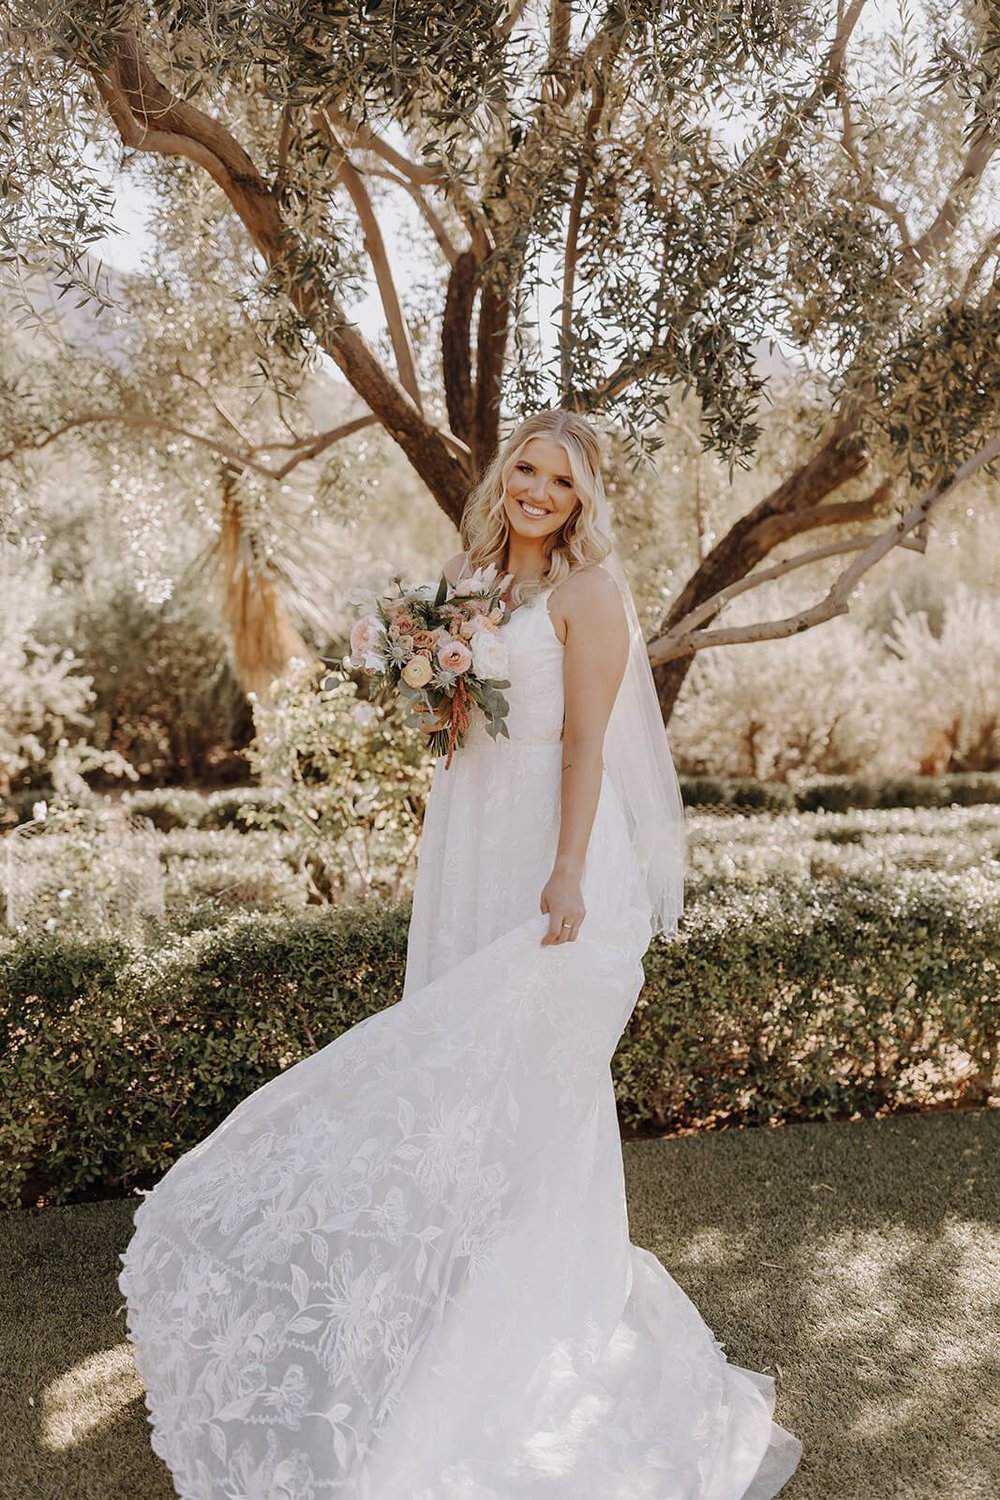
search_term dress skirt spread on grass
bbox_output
[118,583,803,1499]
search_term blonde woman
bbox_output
[119,409,801,1499]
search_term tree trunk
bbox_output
[652,416,869,718]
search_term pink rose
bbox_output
[458,614,488,639]
[437,636,473,673]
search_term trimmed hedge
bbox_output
[6,772,1000,834]
[621,872,998,1133]
[686,804,1000,883]
[1,872,996,1208]
[679,771,1000,814]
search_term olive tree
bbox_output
[1,0,998,717]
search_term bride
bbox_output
[119,408,803,1499]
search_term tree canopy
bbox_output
[1,0,998,713]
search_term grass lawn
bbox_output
[1,1109,996,1500]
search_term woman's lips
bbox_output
[516,498,549,518]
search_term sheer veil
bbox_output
[593,496,686,941]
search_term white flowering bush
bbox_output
[671,606,881,781]
[4,805,164,934]
[873,583,1000,773]
[0,552,97,794]
[683,804,1000,884]
[242,660,433,902]
[670,577,1000,781]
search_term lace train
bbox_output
[118,584,802,1497]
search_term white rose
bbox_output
[350,614,384,664]
[470,628,509,680]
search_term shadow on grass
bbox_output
[0,1196,175,1500]
[1,1110,996,1500]
[625,1109,1000,1500]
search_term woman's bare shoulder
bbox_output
[553,562,621,615]
[547,562,623,647]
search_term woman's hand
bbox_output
[540,861,585,945]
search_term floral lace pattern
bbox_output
[119,587,802,1499]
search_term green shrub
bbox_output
[120,786,284,832]
[618,872,998,1133]
[10,771,997,835]
[242,664,432,902]
[0,902,410,1207]
[157,827,311,911]
[1,872,996,1208]
[791,773,1000,813]
[678,773,1000,812]
[680,777,795,813]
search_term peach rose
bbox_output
[411,630,437,652]
[458,613,488,639]
[437,637,473,673]
[402,653,433,688]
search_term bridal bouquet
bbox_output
[347,563,513,767]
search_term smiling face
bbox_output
[502,436,580,544]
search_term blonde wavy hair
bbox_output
[459,409,614,607]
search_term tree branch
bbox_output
[175,361,257,446]
[91,27,470,520]
[662,530,925,651]
[316,110,424,413]
[661,412,868,627]
[952,228,1000,309]
[765,0,870,169]
[745,481,891,554]
[266,416,386,478]
[274,107,294,200]
[902,134,998,273]
[333,110,490,260]
[0,409,379,479]
[594,1,872,408]
[362,164,460,266]
[543,0,573,105]
[442,250,477,452]
[473,268,510,473]
[649,436,1000,664]
[499,0,530,41]
[837,88,913,245]
[560,28,622,399]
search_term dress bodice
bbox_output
[468,586,564,748]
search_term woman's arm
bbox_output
[540,566,629,946]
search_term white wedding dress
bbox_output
[119,585,803,1500]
